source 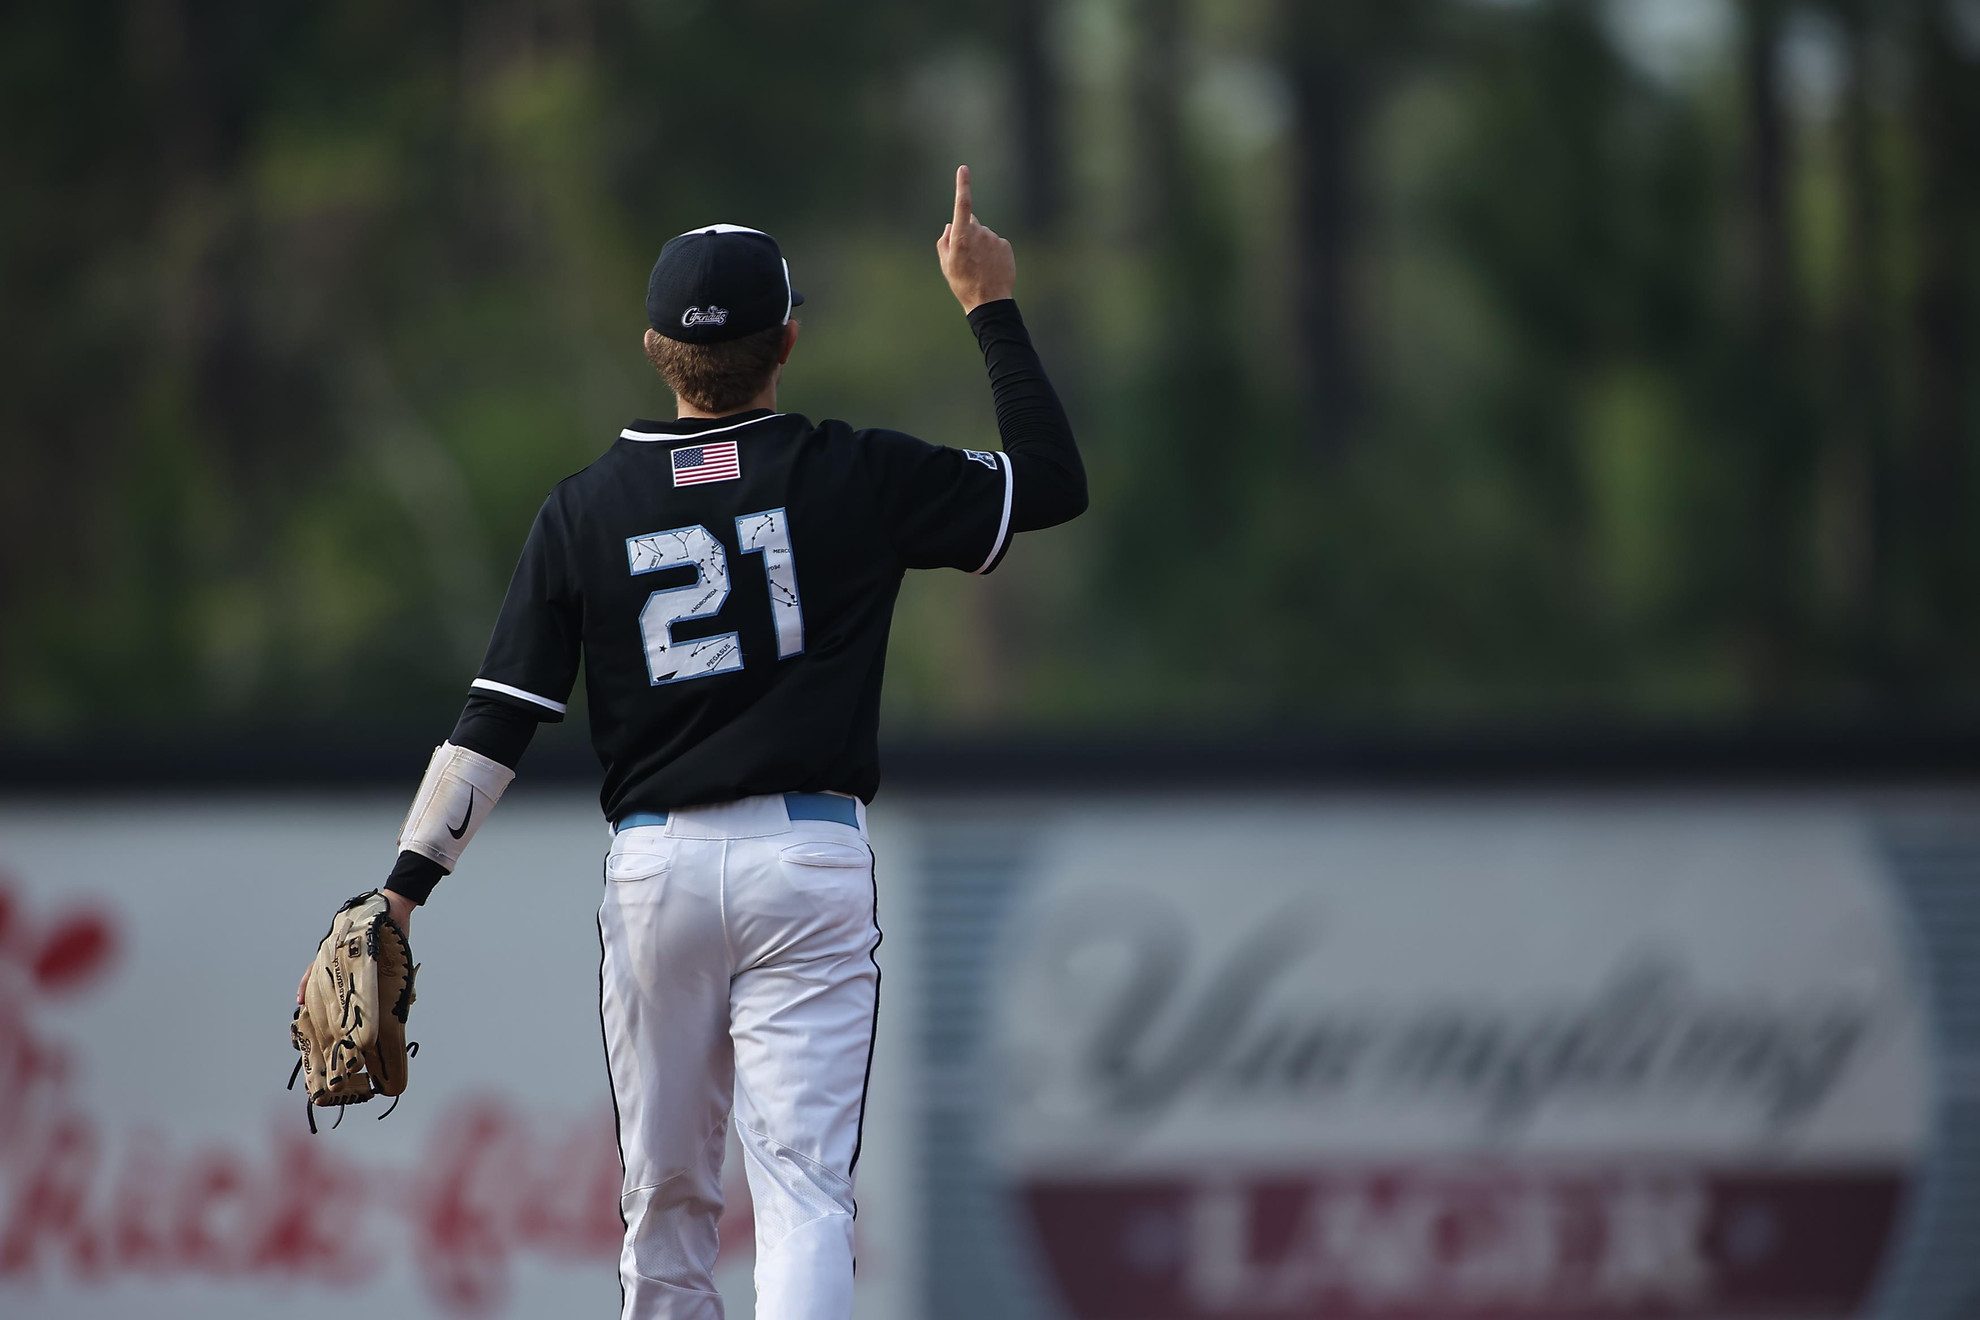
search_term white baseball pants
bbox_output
[597,794,880,1320]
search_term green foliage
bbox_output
[2,0,1977,738]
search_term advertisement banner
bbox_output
[984,803,1931,1320]
[0,795,914,1320]
[4,788,1965,1320]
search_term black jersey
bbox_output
[380,299,1083,903]
[472,409,1019,818]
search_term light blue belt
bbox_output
[614,792,858,833]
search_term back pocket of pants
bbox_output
[606,851,672,884]
[779,840,870,892]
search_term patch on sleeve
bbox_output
[963,449,999,471]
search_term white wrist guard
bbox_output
[397,742,515,872]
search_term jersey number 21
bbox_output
[627,510,804,685]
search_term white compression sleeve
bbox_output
[396,742,516,872]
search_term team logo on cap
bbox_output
[681,306,730,328]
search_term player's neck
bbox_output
[675,383,779,422]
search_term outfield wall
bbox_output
[0,781,1975,1320]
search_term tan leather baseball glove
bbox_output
[288,891,418,1130]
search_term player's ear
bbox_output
[778,319,800,366]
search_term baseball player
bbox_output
[294,166,1085,1319]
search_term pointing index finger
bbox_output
[953,165,972,230]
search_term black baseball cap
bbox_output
[646,225,804,344]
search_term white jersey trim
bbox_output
[620,413,784,444]
[972,451,1014,575]
[470,678,569,715]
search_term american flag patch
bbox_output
[671,441,741,486]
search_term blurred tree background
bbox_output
[3,0,1978,743]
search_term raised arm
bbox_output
[937,165,1087,532]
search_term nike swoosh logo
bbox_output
[447,791,476,840]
